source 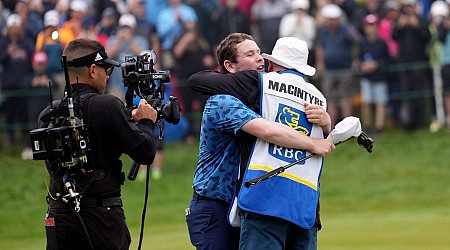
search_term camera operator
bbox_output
[38,38,158,250]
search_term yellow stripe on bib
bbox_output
[248,165,318,190]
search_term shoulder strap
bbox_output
[77,92,97,124]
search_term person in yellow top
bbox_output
[58,0,88,46]
[35,9,66,96]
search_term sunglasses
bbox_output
[87,63,114,76]
[97,63,114,76]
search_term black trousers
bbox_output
[45,206,131,250]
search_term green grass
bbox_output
[0,129,449,249]
[318,129,450,249]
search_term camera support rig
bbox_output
[29,55,91,212]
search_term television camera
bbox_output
[121,50,182,181]
[121,50,181,125]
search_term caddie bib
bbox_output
[238,70,327,229]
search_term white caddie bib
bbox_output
[237,71,327,229]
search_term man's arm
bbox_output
[304,103,332,137]
[241,118,335,157]
[105,97,158,165]
[211,94,334,157]
[128,99,159,164]
[187,70,259,107]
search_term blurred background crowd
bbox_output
[0,0,450,160]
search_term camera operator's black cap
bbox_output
[66,48,120,68]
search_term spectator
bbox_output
[251,0,290,54]
[155,0,198,70]
[0,13,34,151]
[379,1,401,59]
[53,0,70,24]
[233,0,256,22]
[14,0,44,44]
[185,0,218,47]
[128,0,161,64]
[428,0,449,131]
[41,0,57,13]
[21,51,57,160]
[93,0,126,22]
[96,7,119,38]
[279,0,316,65]
[143,0,168,26]
[333,0,360,25]
[172,21,216,143]
[350,0,384,34]
[359,14,390,135]
[77,16,108,46]
[106,13,149,99]
[211,0,251,47]
[0,1,11,35]
[437,1,450,129]
[58,0,88,46]
[315,3,360,126]
[392,0,431,130]
[312,0,332,28]
[378,0,402,126]
[35,10,65,97]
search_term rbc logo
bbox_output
[269,104,312,164]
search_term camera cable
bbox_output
[137,164,151,250]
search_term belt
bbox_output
[192,191,228,204]
[49,197,123,209]
[193,191,209,201]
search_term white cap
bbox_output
[402,0,418,5]
[44,10,60,27]
[292,0,310,10]
[70,0,88,13]
[430,1,449,17]
[321,4,342,19]
[262,37,316,76]
[384,0,401,11]
[6,14,21,28]
[118,13,137,28]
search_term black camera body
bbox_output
[121,51,181,125]
[30,116,89,172]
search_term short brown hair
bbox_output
[63,38,105,62]
[216,33,255,73]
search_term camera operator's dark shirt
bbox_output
[39,83,156,198]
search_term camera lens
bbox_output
[126,72,139,84]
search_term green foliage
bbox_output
[0,129,449,249]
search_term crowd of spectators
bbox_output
[1,0,450,158]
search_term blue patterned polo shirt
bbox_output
[192,94,261,203]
